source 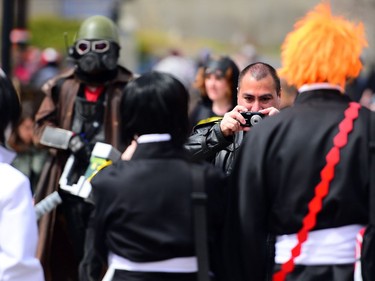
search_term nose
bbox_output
[251,100,261,112]
[205,76,215,88]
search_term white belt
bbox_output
[102,252,197,281]
[275,224,365,265]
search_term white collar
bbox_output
[0,145,16,164]
[137,134,172,144]
[298,83,343,94]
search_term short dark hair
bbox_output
[238,62,281,96]
[120,71,190,147]
[0,69,21,144]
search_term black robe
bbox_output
[80,141,228,281]
[223,89,374,281]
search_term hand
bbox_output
[68,134,91,161]
[220,105,251,137]
[259,107,280,116]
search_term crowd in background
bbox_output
[7,34,375,196]
[1,2,375,281]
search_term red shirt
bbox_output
[85,86,104,102]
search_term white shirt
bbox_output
[0,146,45,281]
[137,133,172,143]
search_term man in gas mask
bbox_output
[33,15,134,281]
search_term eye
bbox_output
[244,96,254,102]
[92,40,110,53]
[77,43,89,52]
[260,96,273,102]
[95,43,108,51]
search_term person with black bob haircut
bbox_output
[121,71,190,148]
[0,68,45,281]
[79,71,227,281]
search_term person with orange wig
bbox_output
[222,3,374,281]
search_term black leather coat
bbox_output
[185,121,244,176]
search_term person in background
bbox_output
[185,62,281,176]
[30,47,62,90]
[33,15,134,281]
[79,71,227,281]
[232,43,259,71]
[7,101,49,193]
[224,3,372,280]
[0,68,45,281]
[10,28,41,86]
[152,50,198,113]
[189,55,239,129]
[279,78,297,109]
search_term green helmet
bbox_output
[75,15,119,44]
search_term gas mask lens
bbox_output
[75,40,110,56]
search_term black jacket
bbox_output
[185,121,244,176]
[81,141,228,281]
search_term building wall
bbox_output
[28,0,115,18]
[27,0,375,67]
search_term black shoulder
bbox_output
[116,65,135,82]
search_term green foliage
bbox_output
[28,16,81,54]
[27,17,236,58]
[135,29,236,58]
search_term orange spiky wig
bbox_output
[278,3,368,90]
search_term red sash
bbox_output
[273,102,361,281]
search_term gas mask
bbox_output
[71,39,119,74]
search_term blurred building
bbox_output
[20,0,375,68]
[27,0,116,18]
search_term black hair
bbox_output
[120,71,190,147]
[0,69,21,145]
[238,62,281,96]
